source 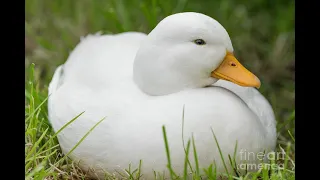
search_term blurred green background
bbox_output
[25,0,295,140]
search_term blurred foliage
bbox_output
[25,0,295,138]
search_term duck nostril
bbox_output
[230,62,237,67]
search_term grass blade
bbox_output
[181,105,194,172]
[210,128,231,179]
[36,111,85,154]
[53,117,105,166]
[183,140,191,180]
[162,125,177,179]
[191,134,200,179]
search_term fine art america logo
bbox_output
[237,149,294,171]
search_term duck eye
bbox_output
[194,39,206,45]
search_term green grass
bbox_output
[25,0,295,179]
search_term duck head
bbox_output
[133,12,260,96]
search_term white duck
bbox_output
[48,12,277,179]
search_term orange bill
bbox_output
[211,52,261,88]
